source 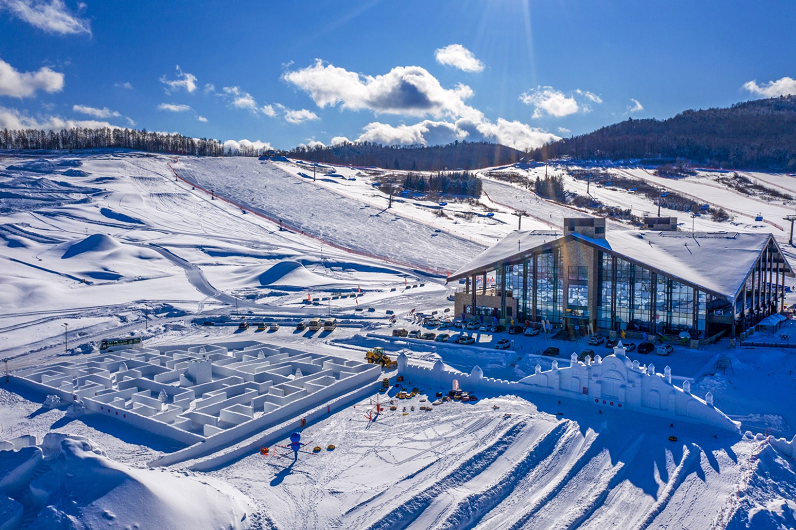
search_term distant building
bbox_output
[643,216,678,231]
[449,217,792,338]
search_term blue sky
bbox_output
[1,0,795,152]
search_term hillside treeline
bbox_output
[533,96,796,170]
[401,171,482,196]
[284,141,525,171]
[0,127,227,156]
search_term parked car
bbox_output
[524,327,540,337]
[269,323,279,331]
[587,335,604,346]
[456,335,476,345]
[466,322,479,330]
[578,349,595,362]
[508,325,524,335]
[421,332,437,341]
[392,328,408,337]
[435,333,450,342]
[656,344,674,356]
[494,325,506,333]
[542,347,560,357]
[637,342,655,354]
[408,329,422,338]
[479,325,488,332]
[624,342,637,352]
[437,321,449,330]
[296,321,307,331]
[495,339,511,349]
[605,339,618,348]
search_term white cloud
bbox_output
[283,60,479,120]
[558,127,571,135]
[158,103,192,112]
[223,139,273,153]
[520,86,605,118]
[306,140,325,149]
[222,86,257,111]
[628,98,644,113]
[0,105,118,130]
[743,77,796,98]
[434,44,485,73]
[196,115,208,122]
[160,65,198,94]
[125,117,135,126]
[203,83,215,93]
[114,81,133,90]
[0,0,91,36]
[354,116,559,151]
[520,86,580,118]
[0,57,64,98]
[72,104,120,118]
[284,108,319,124]
[331,136,351,146]
[261,104,276,117]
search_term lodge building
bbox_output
[449,217,793,338]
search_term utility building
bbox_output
[449,217,792,338]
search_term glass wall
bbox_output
[615,258,632,330]
[536,251,562,324]
[505,263,527,321]
[566,265,589,319]
[630,266,652,331]
[597,252,613,329]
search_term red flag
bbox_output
[355,298,359,305]
[405,278,407,285]
[358,286,361,293]
[307,293,311,302]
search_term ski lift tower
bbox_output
[784,215,796,246]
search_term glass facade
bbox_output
[597,253,613,329]
[462,238,782,339]
[536,251,563,324]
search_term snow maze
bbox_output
[11,341,381,447]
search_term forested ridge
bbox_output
[283,141,525,171]
[532,96,796,170]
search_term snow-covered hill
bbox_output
[2,150,796,530]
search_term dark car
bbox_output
[296,322,307,331]
[624,342,637,352]
[637,342,655,354]
[508,325,524,335]
[605,339,618,348]
[542,346,560,357]
[420,332,437,341]
[578,349,595,362]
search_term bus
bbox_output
[323,318,337,332]
[308,318,322,331]
[99,337,141,351]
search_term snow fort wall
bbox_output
[397,342,739,432]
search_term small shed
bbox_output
[756,313,787,333]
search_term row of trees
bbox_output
[399,171,482,197]
[285,140,525,171]
[0,127,229,156]
[532,96,796,170]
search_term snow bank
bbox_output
[61,234,122,259]
[0,433,253,530]
[251,260,350,289]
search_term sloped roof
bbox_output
[449,230,561,280]
[449,228,793,300]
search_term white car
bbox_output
[524,327,540,337]
[495,339,511,349]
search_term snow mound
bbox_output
[0,433,253,530]
[252,260,349,290]
[62,234,122,259]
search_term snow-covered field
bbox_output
[1,150,796,529]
